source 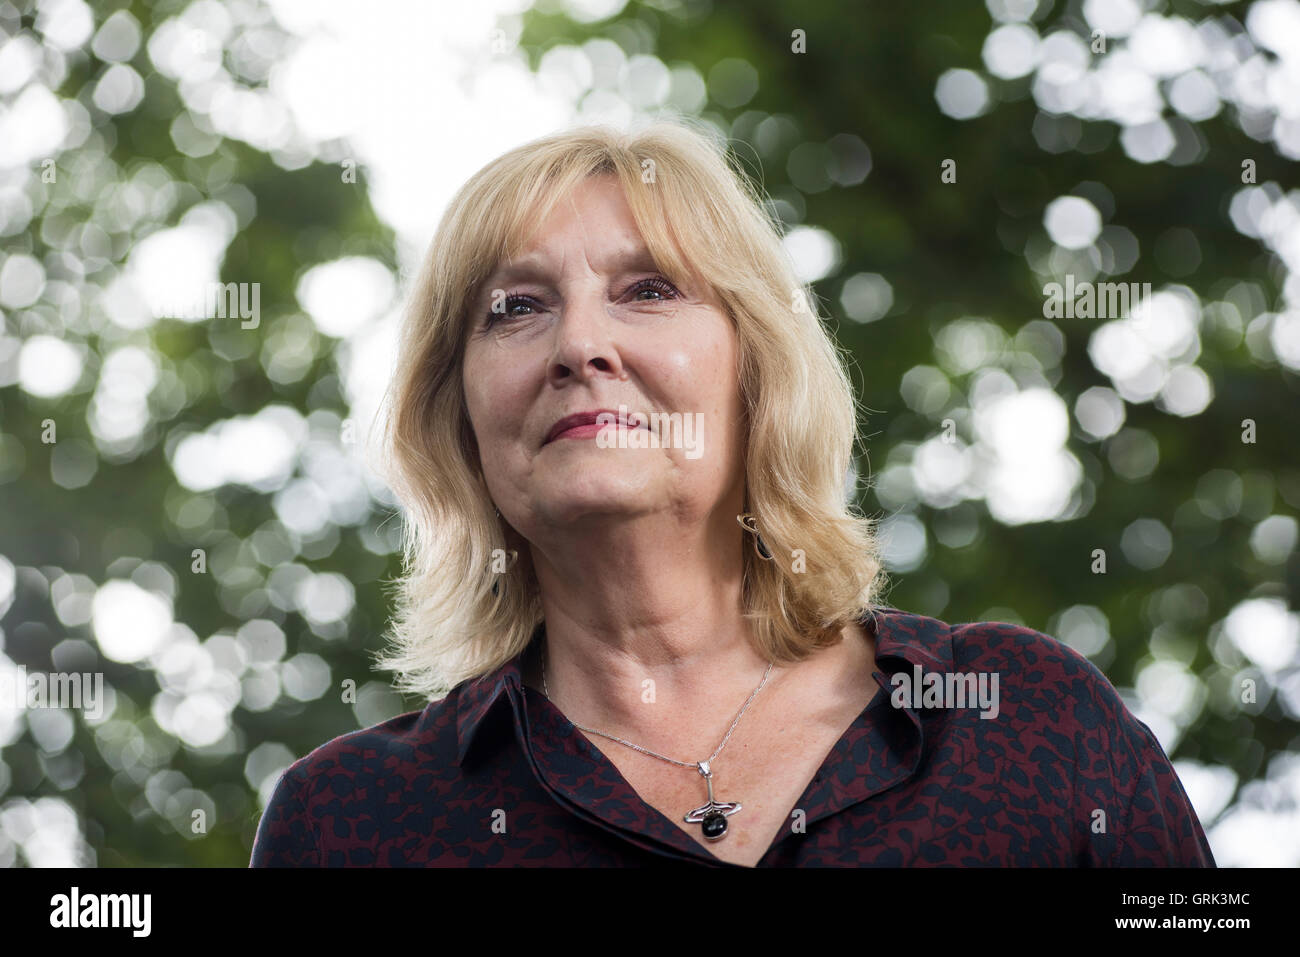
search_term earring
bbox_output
[736,513,774,561]
[490,548,518,596]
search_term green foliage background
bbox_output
[0,0,1296,866]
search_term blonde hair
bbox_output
[371,116,886,700]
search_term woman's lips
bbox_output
[547,419,651,444]
[549,423,608,442]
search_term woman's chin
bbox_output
[534,483,662,523]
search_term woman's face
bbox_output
[461,173,745,539]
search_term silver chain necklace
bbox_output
[541,638,774,842]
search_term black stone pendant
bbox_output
[683,761,741,842]
[701,812,728,840]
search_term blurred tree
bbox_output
[0,0,1295,867]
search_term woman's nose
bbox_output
[546,291,625,384]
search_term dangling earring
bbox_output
[490,508,518,595]
[736,513,774,561]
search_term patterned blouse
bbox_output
[250,606,1216,866]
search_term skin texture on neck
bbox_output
[529,524,783,758]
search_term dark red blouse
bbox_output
[250,606,1215,866]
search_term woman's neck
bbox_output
[534,600,779,746]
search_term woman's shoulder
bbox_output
[276,693,460,800]
[870,605,1157,758]
[873,605,1116,689]
[869,607,1215,866]
[250,694,461,865]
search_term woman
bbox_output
[250,118,1214,867]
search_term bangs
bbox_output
[620,175,702,297]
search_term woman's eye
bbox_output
[484,296,536,327]
[629,277,678,301]
[484,277,677,328]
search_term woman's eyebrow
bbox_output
[482,257,549,288]
[483,246,663,290]
[603,246,662,274]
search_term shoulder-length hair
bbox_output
[371,116,886,700]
